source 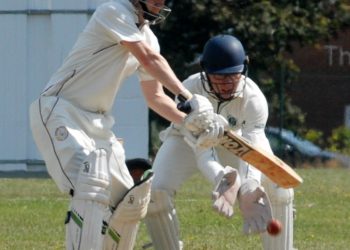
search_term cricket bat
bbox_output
[178,94,303,188]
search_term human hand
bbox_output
[183,113,228,149]
[182,94,215,133]
[212,166,241,218]
[238,180,273,234]
[196,113,227,148]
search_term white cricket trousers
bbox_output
[29,96,133,205]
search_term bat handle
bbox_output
[177,94,192,114]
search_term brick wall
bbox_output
[288,29,350,136]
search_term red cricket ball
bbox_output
[267,219,282,236]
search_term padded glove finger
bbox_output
[239,180,273,235]
[212,167,241,218]
[183,95,214,132]
[196,114,228,149]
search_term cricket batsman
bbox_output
[145,35,295,250]
[29,1,227,249]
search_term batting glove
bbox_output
[196,113,227,148]
[183,113,228,149]
[182,94,215,133]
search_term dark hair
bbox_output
[125,158,152,171]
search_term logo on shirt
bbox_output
[227,115,237,128]
[55,126,68,141]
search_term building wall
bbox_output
[0,0,149,171]
[289,29,350,136]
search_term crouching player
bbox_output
[145,35,295,250]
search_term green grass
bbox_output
[1,168,350,249]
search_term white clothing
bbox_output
[30,1,159,249]
[43,0,158,114]
[30,96,133,198]
[30,0,155,196]
[148,73,294,250]
[153,73,271,192]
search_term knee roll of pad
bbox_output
[147,190,174,215]
[74,149,111,205]
[66,149,113,250]
[263,179,294,205]
[103,173,153,250]
[111,172,153,223]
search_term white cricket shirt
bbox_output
[182,73,273,182]
[42,0,158,113]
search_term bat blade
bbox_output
[177,94,302,188]
[222,130,303,188]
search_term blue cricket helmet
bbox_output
[200,35,246,74]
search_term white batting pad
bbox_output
[145,190,182,250]
[262,178,294,250]
[66,149,111,250]
[104,172,153,250]
[66,200,109,250]
[104,221,139,250]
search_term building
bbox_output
[289,29,350,136]
[0,0,149,171]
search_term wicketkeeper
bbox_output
[29,1,226,249]
[145,35,295,250]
